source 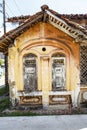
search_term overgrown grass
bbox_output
[0,86,9,114]
[0,98,9,113]
[2,111,39,117]
[0,87,39,116]
[0,86,7,96]
[0,97,39,116]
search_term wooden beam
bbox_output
[0,42,7,46]
[0,48,7,52]
[0,45,6,49]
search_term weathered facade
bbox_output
[0,5,87,111]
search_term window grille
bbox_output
[80,45,87,85]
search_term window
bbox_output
[80,45,87,85]
[23,53,37,91]
[52,53,66,91]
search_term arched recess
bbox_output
[19,38,73,55]
[18,39,73,91]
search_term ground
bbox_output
[0,115,87,130]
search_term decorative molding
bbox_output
[80,90,87,103]
[49,95,72,105]
[19,96,42,105]
[47,11,87,42]
[18,91,42,96]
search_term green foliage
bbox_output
[0,86,7,96]
[0,87,39,116]
[4,111,38,117]
[0,98,9,113]
[0,59,3,66]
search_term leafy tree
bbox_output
[0,58,3,66]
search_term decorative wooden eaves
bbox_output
[0,5,87,54]
[0,12,44,53]
[42,5,87,43]
[48,12,87,42]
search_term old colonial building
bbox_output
[0,5,87,111]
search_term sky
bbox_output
[0,0,87,36]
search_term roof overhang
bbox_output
[0,5,87,53]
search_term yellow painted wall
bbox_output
[8,22,80,100]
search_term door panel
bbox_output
[23,54,37,91]
[23,53,66,92]
[52,55,66,90]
